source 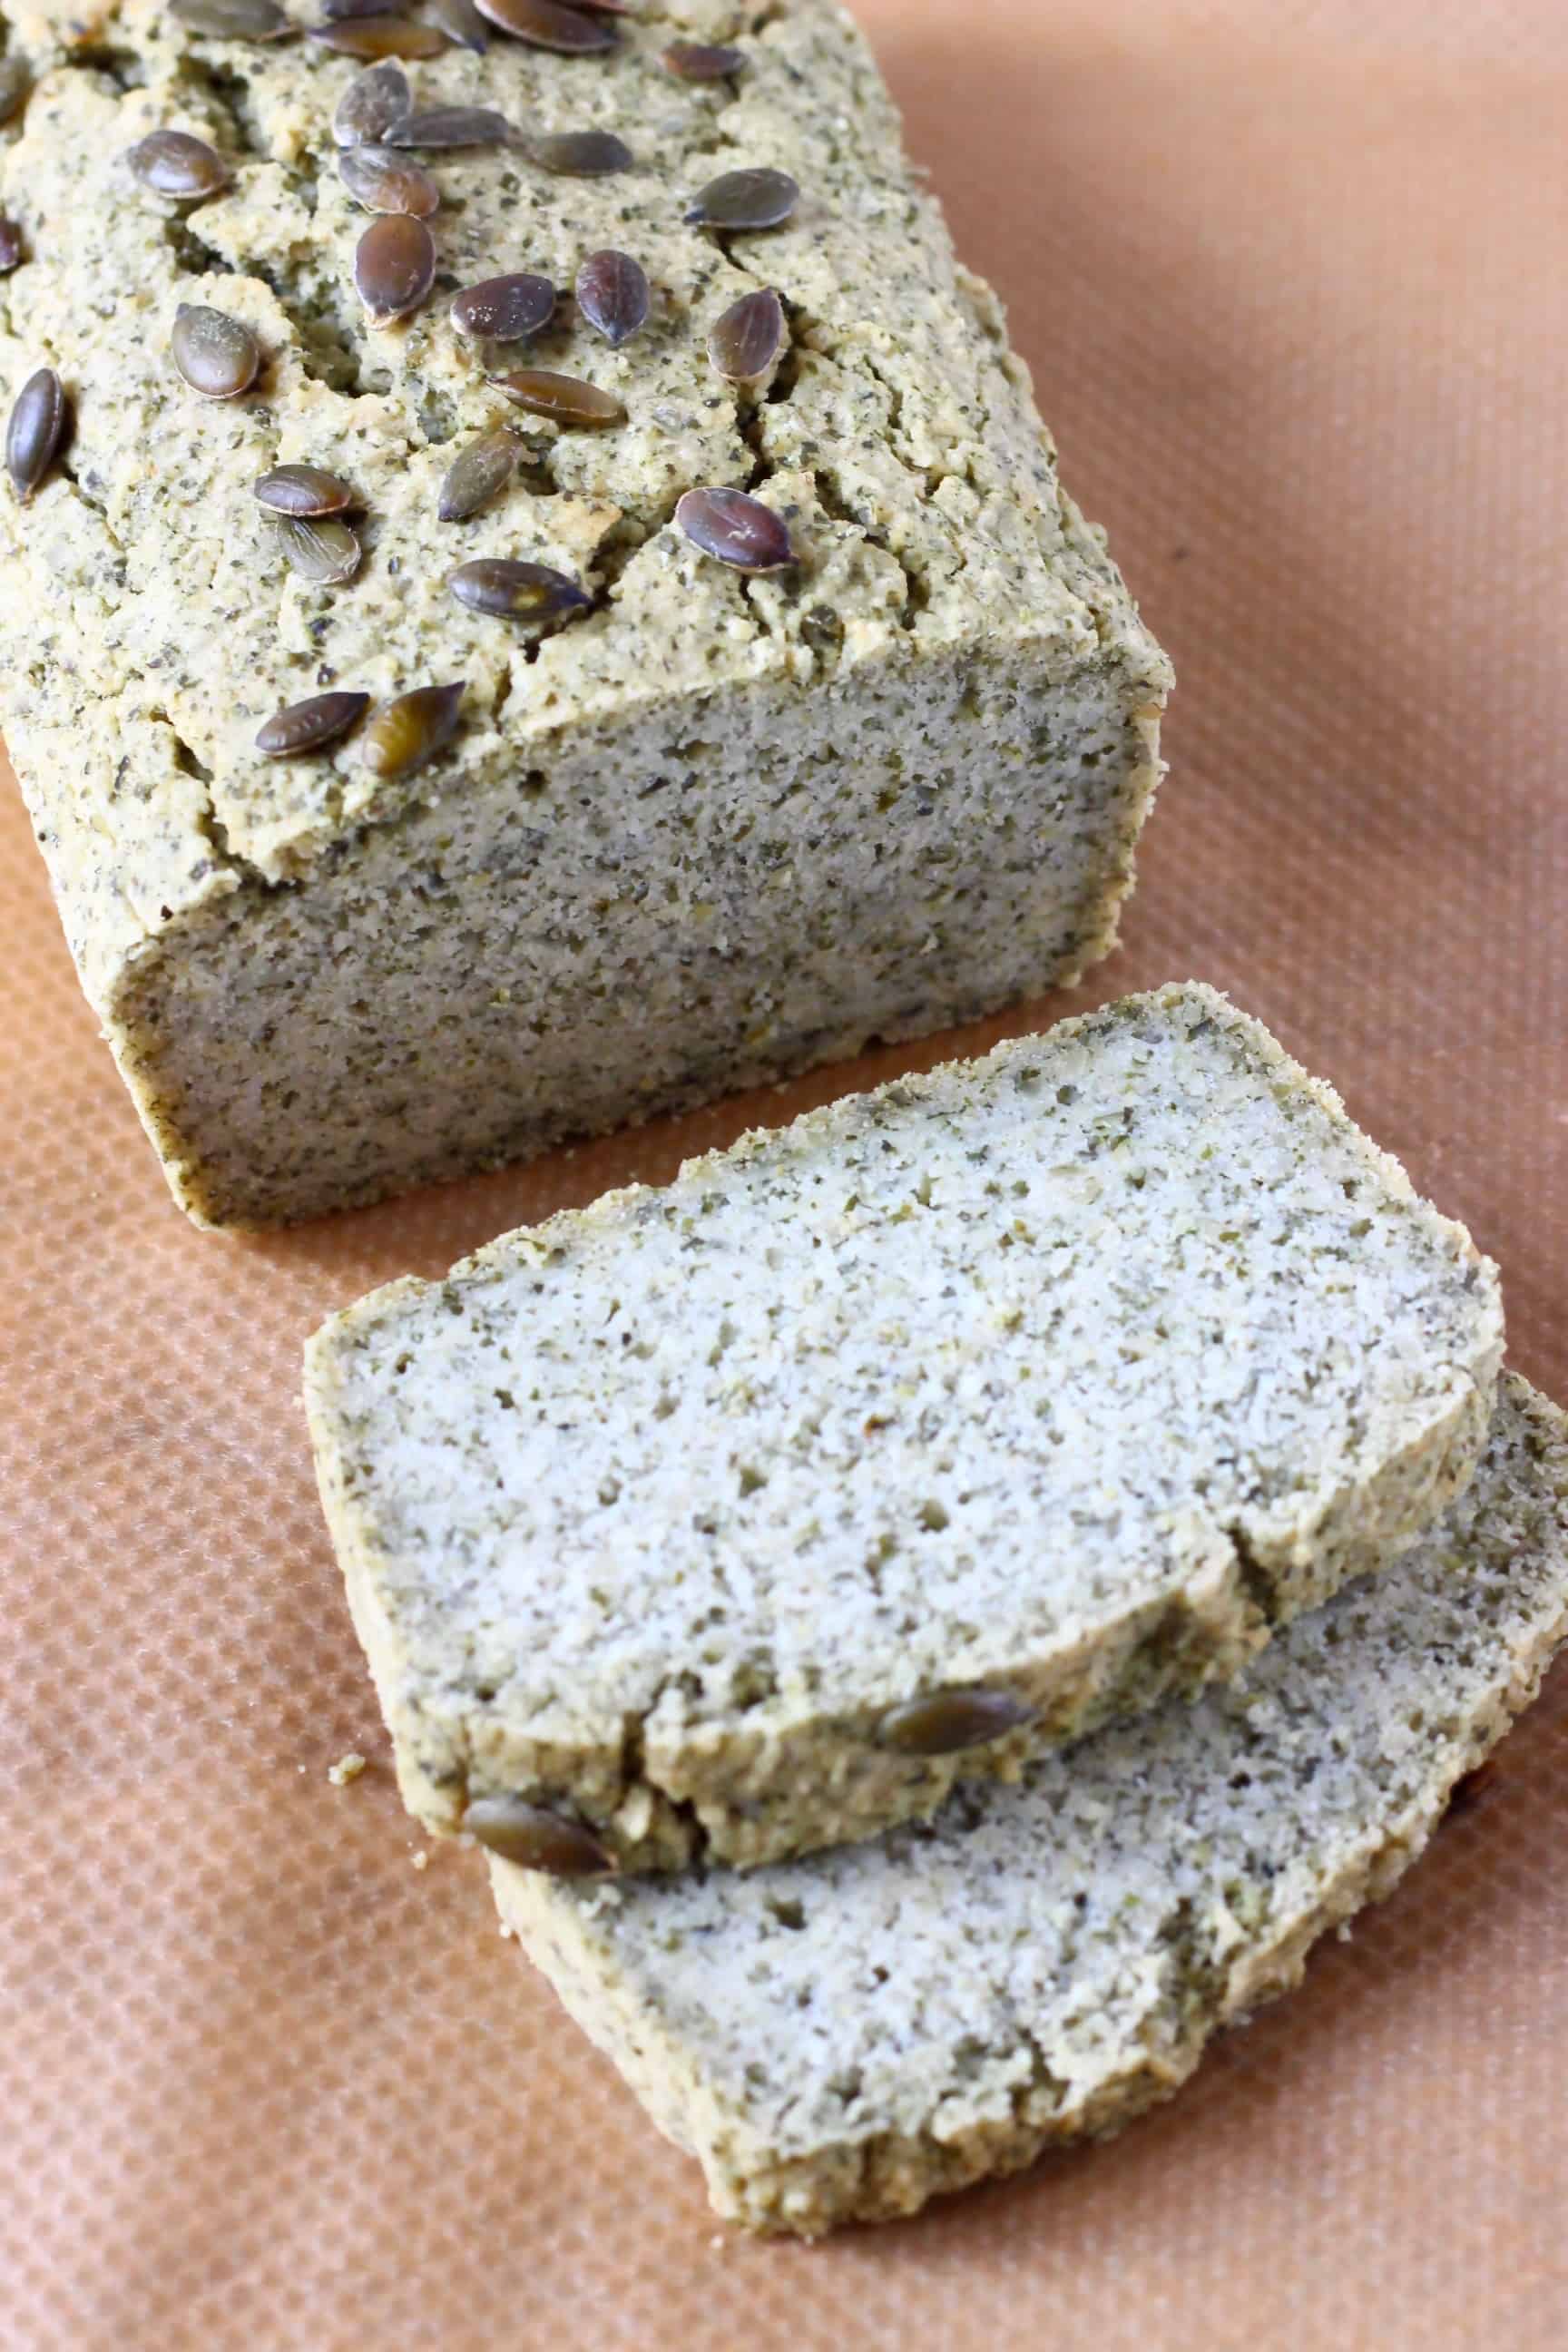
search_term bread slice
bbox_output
[305,983,1503,1871]
[494,1375,1568,2235]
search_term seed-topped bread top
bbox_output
[494,1375,1568,2234]
[306,984,1504,1869]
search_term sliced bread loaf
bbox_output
[494,1375,1568,2235]
[305,983,1503,1871]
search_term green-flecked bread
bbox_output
[494,1375,1568,2235]
[306,983,1504,1872]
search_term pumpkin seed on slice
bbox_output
[171,0,290,36]
[463,1797,614,1876]
[0,56,31,123]
[388,103,512,149]
[338,142,440,216]
[128,129,230,201]
[493,368,625,428]
[472,0,616,54]
[426,0,490,47]
[172,303,260,399]
[436,426,520,521]
[253,464,358,517]
[878,1687,1037,1758]
[270,514,363,584]
[256,689,371,756]
[320,0,397,16]
[527,128,632,177]
[333,59,412,146]
[676,485,794,573]
[0,218,24,274]
[363,681,466,778]
[449,271,555,342]
[570,0,632,12]
[708,286,786,386]
[355,212,436,321]
[575,249,649,348]
[684,166,799,232]
[5,368,66,504]
[448,557,591,623]
[309,15,447,60]
[660,38,744,82]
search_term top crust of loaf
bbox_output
[306,983,1504,1868]
[493,1375,1568,2235]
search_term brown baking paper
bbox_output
[4,1,1567,2342]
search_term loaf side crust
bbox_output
[306,983,1504,1868]
[495,1374,1568,2234]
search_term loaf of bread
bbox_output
[305,984,1504,1872]
[0,0,1171,1226]
[493,1374,1568,2235]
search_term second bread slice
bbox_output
[305,983,1503,1870]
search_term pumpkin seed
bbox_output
[270,514,362,584]
[472,0,616,54]
[878,1687,1037,1758]
[172,0,290,36]
[436,426,520,521]
[355,212,436,321]
[685,166,799,232]
[660,39,745,82]
[252,464,358,517]
[571,0,632,11]
[309,15,447,60]
[448,557,591,623]
[493,368,625,428]
[256,689,371,756]
[172,303,260,399]
[0,218,24,274]
[338,142,440,215]
[333,59,412,146]
[5,368,66,504]
[363,681,466,778]
[575,249,649,348]
[527,128,632,177]
[463,1796,614,1876]
[0,57,31,124]
[676,485,794,572]
[320,0,395,16]
[388,103,512,149]
[426,0,490,48]
[708,286,786,386]
[127,129,230,201]
[449,270,554,341]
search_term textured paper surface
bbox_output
[4,1,1567,2343]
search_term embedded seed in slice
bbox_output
[256,689,371,757]
[172,0,290,36]
[363,681,466,779]
[436,426,521,522]
[878,1687,1037,1758]
[355,212,436,321]
[449,271,554,342]
[676,485,794,573]
[333,59,412,146]
[172,303,261,399]
[310,15,448,60]
[0,57,31,124]
[575,249,649,348]
[253,464,358,518]
[387,104,513,149]
[128,129,230,201]
[448,557,591,623]
[0,219,24,274]
[5,368,67,504]
[426,0,490,47]
[684,166,799,232]
[270,514,363,584]
[708,285,786,387]
[463,1796,613,1877]
[527,129,632,177]
[660,38,745,82]
[339,142,440,216]
[493,368,625,428]
[472,0,616,55]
